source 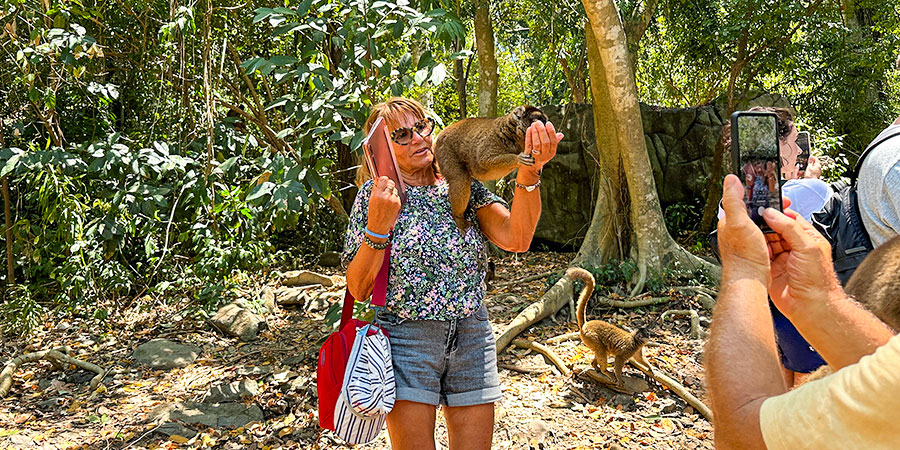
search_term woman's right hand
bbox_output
[366,176,402,235]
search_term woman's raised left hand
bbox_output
[522,121,563,173]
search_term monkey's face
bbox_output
[389,113,435,173]
[511,106,548,134]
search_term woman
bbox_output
[342,97,561,449]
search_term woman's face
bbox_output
[780,124,801,178]
[388,113,434,173]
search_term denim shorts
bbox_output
[374,303,502,407]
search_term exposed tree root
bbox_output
[0,346,107,397]
[498,363,551,375]
[629,360,713,422]
[495,274,575,353]
[546,331,580,344]
[596,296,672,308]
[661,309,702,339]
[512,339,571,377]
[493,269,563,289]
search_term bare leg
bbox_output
[386,400,438,450]
[444,403,495,450]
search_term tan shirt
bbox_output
[759,334,900,449]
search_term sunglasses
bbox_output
[390,118,435,145]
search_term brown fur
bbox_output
[434,106,547,230]
[568,267,652,386]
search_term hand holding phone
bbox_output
[363,117,407,206]
[731,111,782,232]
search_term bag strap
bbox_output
[339,245,391,329]
[850,127,900,183]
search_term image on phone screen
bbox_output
[796,131,811,173]
[731,112,782,232]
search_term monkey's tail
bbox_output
[566,267,595,331]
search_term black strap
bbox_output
[850,126,900,183]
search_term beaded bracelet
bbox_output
[364,233,390,250]
[515,179,542,192]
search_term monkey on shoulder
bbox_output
[434,106,548,231]
[567,267,653,386]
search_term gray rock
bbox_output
[150,401,263,428]
[203,379,259,403]
[134,339,200,370]
[282,355,305,366]
[660,399,679,414]
[317,251,342,267]
[612,394,635,408]
[39,397,64,409]
[268,369,299,386]
[156,422,198,439]
[276,287,310,307]
[282,270,333,287]
[235,366,274,376]
[259,287,277,314]
[209,303,264,342]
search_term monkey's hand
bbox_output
[516,152,535,166]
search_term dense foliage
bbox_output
[0,0,897,333]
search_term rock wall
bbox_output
[531,94,790,247]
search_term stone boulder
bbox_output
[281,270,333,287]
[133,339,200,370]
[202,379,259,403]
[150,401,263,428]
[209,302,265,342]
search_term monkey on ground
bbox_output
[434,105,548,231]
[567,267,653,386]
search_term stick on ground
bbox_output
[495,273,575,353]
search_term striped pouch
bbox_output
[333,323,395,444]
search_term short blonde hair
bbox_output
[356,97,439,186]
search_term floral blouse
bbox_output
[342,178,507,320]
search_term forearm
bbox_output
[346,238,388,300]
[505,168,542,251]
[787,292,893,370]
[706,275,787,449]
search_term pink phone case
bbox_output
[363,117,407,205]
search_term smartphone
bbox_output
[796,130,811,174]
[362,117,407,205]
[730,111,782,232]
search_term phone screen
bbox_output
[363,117,407,205]
[731,112,782,232]
[796,131,811,172]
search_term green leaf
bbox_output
[305,170,330,198]
[1,154,22,177]
[413,68,428,85]
[247,181,275,201]
[429,64,447,85]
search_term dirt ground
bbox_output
[0,252,714,449]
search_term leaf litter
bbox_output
[0,252,712,449]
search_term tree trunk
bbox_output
[574,21,627,265]
[474,0,498,118]
[0,125,11,285]
[580,0,718,282]
[454,38,468,118]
